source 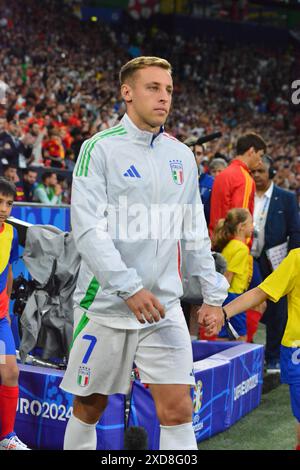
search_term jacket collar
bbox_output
[120,113,164,147]
[230,158,251,173]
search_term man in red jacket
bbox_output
[209,133,267,234]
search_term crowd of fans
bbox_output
[0,0,300,206]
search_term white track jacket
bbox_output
[71,113,228,328]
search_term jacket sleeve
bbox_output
[209,172,231,233]
[286,192,300,250]
[181,160,229,306]
[71,140,143,300]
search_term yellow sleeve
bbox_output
[226,246,249,275]
[259,250,298,302]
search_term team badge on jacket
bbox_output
[169,160,184,185]
[78,365,91,387]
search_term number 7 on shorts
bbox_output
[82,335,97,364]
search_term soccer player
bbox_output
[209,132,266,234]
[0,177,29,450]
[203,248,300,450]
[60,56,229,450]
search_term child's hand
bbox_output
[197,304,224,336]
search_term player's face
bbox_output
[248,148,264,171]
[122,66,173,132]
[0,193,14,225]
[194,145,204,167]
[25,171,38,185]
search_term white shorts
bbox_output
[60,305,195,396]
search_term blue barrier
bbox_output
[11,203,71,232]
[15,364,125,450]
[14,341,264,449]
[128,341,264,449]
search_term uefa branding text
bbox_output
[234,374,259,401]
[17,397,73,421]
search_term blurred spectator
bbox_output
[22,167,38,202]
[43,128,65,169]
[184,136,213,225]
[2,164,18,183]
[2,164,24,201]
[33,171,62,205]
[0,117,32,168]
[70,128,84,163]
[27,123,46,167]
[209,133,266,233]
[65,149,76,172]
[250,155,300,372]
[208,157,228,178]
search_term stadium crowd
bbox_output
[0,0,300,205]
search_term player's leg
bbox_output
[149,383,197,450]
[0,318,29,450]
[135,305,197,450]
[64,394,108,450]
[61,310,137,450]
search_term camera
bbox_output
[10,274,34,316]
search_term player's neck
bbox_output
[127,111,161,134]
[0,222,5,233]
[234,234,247,244]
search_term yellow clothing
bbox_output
[259,248,300,348]
[222,239,253,294]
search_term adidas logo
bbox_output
[123,165,141,178]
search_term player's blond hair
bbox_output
[119,56,172,85]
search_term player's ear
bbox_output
[121,83,133,103]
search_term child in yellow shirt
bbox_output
[212,208,253,340]
[204,248,300,450]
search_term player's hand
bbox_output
[197,304,224,337]
[125,289,165,324]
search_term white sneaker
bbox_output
[0,434,31,450]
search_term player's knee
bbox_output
[156,394,193,426]
[73,394,108,424]
[0,363,19,385]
